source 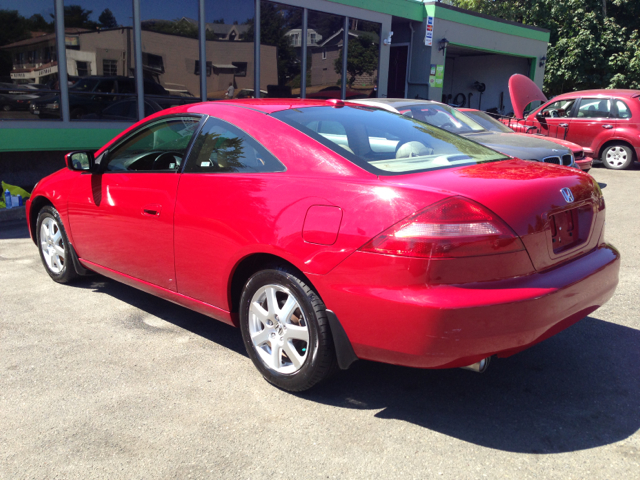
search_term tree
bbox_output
[453,0,640,94]
[334,32,378,86]
[142,18,198,38]
[243,3,302,87]
[60,5,98,29]
[98,9,118,29]
[27,14,54,33]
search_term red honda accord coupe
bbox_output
[26,99,620,391]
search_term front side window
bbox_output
[272,106,507,175]
[101,116,201,172]
[185,118,285,173]
[576,98,613,118]
[539,99,576,118]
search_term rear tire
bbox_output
[602,144,634,170]
[36,206,79,284]
[239,266,337,392]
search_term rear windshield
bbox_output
[462,110,514,134]
[396,103,485,134]
[271,106,508,175]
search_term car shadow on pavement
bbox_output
[300,316,640,454]
[72,276,247,357]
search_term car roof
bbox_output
[166,98,366,115]
[350,98,441,111]
[553,89,640,99]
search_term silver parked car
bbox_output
[351,99,578,168]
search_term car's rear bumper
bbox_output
[313,244,620,369]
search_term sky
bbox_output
[1,0,255,26]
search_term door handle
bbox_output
[558,123,569,128]
[603,124,613,129]
[142,204,162,217]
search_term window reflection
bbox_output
[259,1,303,98]
[57,1,137,120]
[343,19,380,98]
[203,0,255,99]
[305,10,344,99]
[141,0,201,113]
[306,13,380,100]
[0,1,60,120]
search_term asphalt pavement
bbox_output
[1,163,639,479]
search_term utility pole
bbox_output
[603,0,607,17]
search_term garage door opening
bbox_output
[442,44,533,116]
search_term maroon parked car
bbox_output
[508,74,640,170]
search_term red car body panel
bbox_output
[25,99,620,371]
[311,243,617,369]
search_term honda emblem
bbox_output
[560,187,574,203]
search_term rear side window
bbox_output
[577,98,613,118]
[615,100,632,118]
[185,118,285,174]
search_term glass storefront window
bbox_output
[141,0,201,114]
[0,1,385,120]
[259,1,303,98]
[305,10,345,100]
[342,18,381,99]
[0,1,60,120]
[203,0,255,100]
[62,1,135,120]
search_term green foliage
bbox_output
[244,2,302,86]
[98,9,118,29]
[453,0,640,94]
[143,18,198,39]
[0,9,55,77]
[334,32,379,86]
[61,5,98,29]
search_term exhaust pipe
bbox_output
[461,356,491,373]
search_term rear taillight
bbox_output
[359,196,524,258]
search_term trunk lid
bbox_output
[380,159,604,271]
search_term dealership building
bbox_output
[0,0,549,185]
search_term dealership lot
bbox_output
[1,164,638,479]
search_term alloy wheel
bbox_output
[248,284,310,374]
[40,217,65,274]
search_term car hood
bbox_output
[532,135,582,154]
[509,74,547,119]
[462,131,571,160]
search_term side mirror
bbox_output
[65,151,94,171]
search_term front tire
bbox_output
[239,266,337,392]
[36,206,79,283]
[602,144,634,170]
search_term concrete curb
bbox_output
[0,206,26,223]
